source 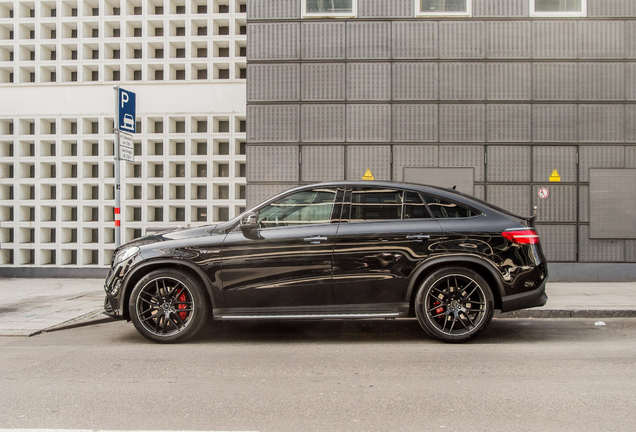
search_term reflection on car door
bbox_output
[220,187,342,309]
[332,188,444,305]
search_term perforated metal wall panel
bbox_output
[578,63,624,101]
[346,146,391,181]
[359,0,413,17]
[626,106,636,142]
[486,185,530,217]
[486,146,531,182]
[439,105,485,142]
[392,22,438,59]
[246,184,298,209]
[578,21,624,59]
[487,104,531,142]
[440,63,485,100]
[301,22,345,60]
[403,167,474,195]
[588,0,636,17]
[486,21,531,58]
[578,146,625,182]
[301,146,345,182]
[532,185,577,222]
[474,185,485,200]
[440,145,485,181]
[392,145,439,181]
[589,168,636,239]
[533,146,577,183]
[301,63,345,101]
[346,63,391,101]
[627,146,636,167]
[301,105,345,142]
[246,146,299,182]
[579,185,589,222]
[579,225,625,262]
[487,63,531,100]
[247,105,300,143]
[532,21,577,59]
[627,241,636,262]
[439,22,485,59]
[579,105,624,143]
[346,22,391,59]
[474,0,528,17]
[627,22,636,58]
[246,64,300,102]
[247,23,300,61]
[392,105,438,142]
[627,64,636,100]
[247,0,299,19]
[533,63,578,100]
[392,63,439,100]
[346,104,391,142]
[533,105,578,142]
[535,225,577,262]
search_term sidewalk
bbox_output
[0,278,635,336]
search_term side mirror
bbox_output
[239,211,258,232]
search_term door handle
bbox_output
[406,234,430,242]
[304,236,328,244]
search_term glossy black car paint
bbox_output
[104,181,548,329]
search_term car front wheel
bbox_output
[415,267,494,343]
[129,269,209,343]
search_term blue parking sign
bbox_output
[118,88,136,133]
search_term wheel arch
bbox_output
[120,259,217,321]
[406,256,505,315]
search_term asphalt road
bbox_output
[1,317,635,432]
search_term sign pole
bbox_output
[114,86,121,247]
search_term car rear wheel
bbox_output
[415,267,494,343]
[129,269,209,343]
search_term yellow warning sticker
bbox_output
[549,169,561,182]
[363,169,374,180]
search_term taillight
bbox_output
[502,229,540,245]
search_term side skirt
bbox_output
[213,303,410,320]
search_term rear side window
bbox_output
[424,194,481,218]
[405,191,432,219]
[349,188,402,221]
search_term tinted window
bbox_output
[405,191,432,219]
[258,188,337,228]
[347,188,403,221]
[424,194,480,218]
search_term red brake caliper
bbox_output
[433,300,444,316]
[177,291,188,320]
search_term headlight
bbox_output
[113,246,140,266]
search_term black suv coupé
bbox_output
[104,181,548,343]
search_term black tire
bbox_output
[414,267,494,343]
[129,269,209,343]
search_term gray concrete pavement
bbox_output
[0,277,635,336]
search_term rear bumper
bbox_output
[500,278,548,313]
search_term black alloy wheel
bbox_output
[129,269,209,343]
[415,267,494,343]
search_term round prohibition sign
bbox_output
[538,188,549,199]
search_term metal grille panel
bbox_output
[627,22,636,58]
[404,168,474,195]
[301,146,345,182]
[392,21,438,59]
[439,22,485,59]
[246,64,300,102]
[301,63,345,101]
[392,105,438,142]
[487,146,531,182]
[440,105,485,142]
[359,0,412,17]
[346,22,391,59]
[588,0,636,16]
[346,63,392,101]
[628,146,636,167]
[533,105,578,142]
[589,169,636,238]
[440,63,485,100]
[628,106,636,142]
[486,21,531,58]
[578,63,624,101]
[532,185,577,222]
[247,23,300,61]
[301,105,345,142]
[486,185,531,217]
[474,0,528,17]
[579,225,625,262]
[579,146,625,182]
[487,63,531,100]
[532,21,577,59]
[578,21,624,59]
[247,105,299,143]
[392,63,439,100]
[246,184,298,209]
[346,146,391,181]
[247,0,299,19]
[580,185,589,223]
[440,145,485,182]
[536,225,577,262]
[392,145,439,181]
[487,104,531,142]
[533,146,578,183]
[579,105,624,143]
[301,22,345,60]
[346,104,392,142]
[627,241,636,262]
[627,63,636,100]
[533,63,578,100]
[246,146,299,182]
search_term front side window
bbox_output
[257,188,338,228]
[417,0,471,16]
[530,0,586,16]
[303,0,356,17]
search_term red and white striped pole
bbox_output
[114,86,121,247]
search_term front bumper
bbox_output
[500,277,548,313]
